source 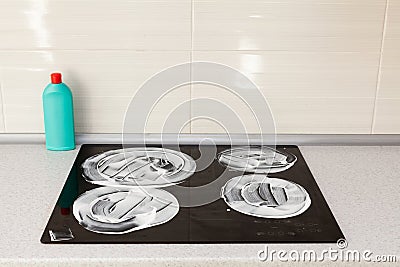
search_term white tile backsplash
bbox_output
[267,97,375,134]
[0,51,190,133]
[0,0,191,50]
[193,51,380,98]
[372,1,400,133]
[373,99,400,134]
[144,85,191,134]
[0,85,4,132]
[191,83,375,134]
[73,95,191,134]
[379,39,400,99]
[0,0,398,134]
[3,100,43,133]
[193,0,386,52]
[191,84,267,134]
[0,51,190,98]
[377,0,400,99]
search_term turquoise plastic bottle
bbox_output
[42,73,75,151]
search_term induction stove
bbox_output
[41,144,344,244]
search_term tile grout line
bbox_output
[371,0,389,134]
[0,49,377,53]
[0,80,6,132]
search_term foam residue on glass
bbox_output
[73,187,179,234]
[221,174,311,218]
[82,147,196,187]
[217,146,297,174]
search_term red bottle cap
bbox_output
[51,73,62,84]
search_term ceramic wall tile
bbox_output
[190,84,267,134]
[193,51,380,98]
[377,1,400,99]
[193,0,386,52]
[191,83,374,134]
[373,98,400,134]
[0,0,395,134]
[373,1,400,134]
[3,99,44,133]
[133,85,192,134]
[74,93,190,134]
[0,51,190,133]
[0,85,4,132]
[0,0,191,50]
[267,97,375,134]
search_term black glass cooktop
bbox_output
[41,144,344,244]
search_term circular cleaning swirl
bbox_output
[73,187,179,234]
[221,174,311,218]
[217,146,296,174]
[82,147,196,187]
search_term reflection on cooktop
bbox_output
[41,144,344,244]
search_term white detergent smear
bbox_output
[73,187,179,234]
[217,146,297,174]
[82,147,196,187]
[221,175,311,219]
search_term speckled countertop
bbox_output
[0,145,399,266]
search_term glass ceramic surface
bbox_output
[41,144,344,244]
[82,147,196,187]
[217,146,297,174]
